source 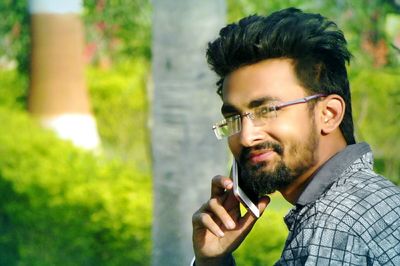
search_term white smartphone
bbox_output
[232,160,260,218]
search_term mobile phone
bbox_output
[232,160,260,218]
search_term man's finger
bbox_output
[208,198,237,230]
[193,211,225,238]
[211,175,233,197]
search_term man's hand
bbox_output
[192,175,270,265]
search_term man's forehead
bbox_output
[221,78,291,107]
[221,58,299,89]
[221,76,279,102]
[220,58,306,108]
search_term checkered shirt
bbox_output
[275,143,400,265]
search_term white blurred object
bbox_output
[29,0,82,14]
[41,114,101,150]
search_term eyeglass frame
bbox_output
[212,94,327,140]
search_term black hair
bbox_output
[207,7,356,144]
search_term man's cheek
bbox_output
[228,137,241,159]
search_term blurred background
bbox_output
[0,0,399,265]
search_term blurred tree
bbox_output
[28,0,100,150]
[151,0,228,265]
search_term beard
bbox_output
[238,122,319,196]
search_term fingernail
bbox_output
[227,220,236,229]
[224,180,232,189]
[218,231,225,238]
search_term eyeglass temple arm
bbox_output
[275,94,326,110]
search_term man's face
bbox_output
[222,58,320,196]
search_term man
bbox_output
[191,7,400,265]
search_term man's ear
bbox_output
[319,94,345,135]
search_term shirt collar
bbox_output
[295,142,372,206]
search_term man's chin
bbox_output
[248,160,279,174]
[242,160,296,196]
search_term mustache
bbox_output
[240,141,283,162]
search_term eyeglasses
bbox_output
[212,94,326,139]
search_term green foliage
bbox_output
[0,68,28,110]
[83,0,152,64]
[0,107,151,265]
[351,67,400,183]
[87,59,151,172]
[0,0,30,73]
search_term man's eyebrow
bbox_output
[248,96,278,109]
[221,96,279,114]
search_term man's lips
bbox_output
[249,150,275,164]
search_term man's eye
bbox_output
[257,106,273,116]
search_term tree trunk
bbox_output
[28,0,100,150]
[151,0,227,265]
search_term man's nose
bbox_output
[238,115,263,147]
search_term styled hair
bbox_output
[207,7,355,144]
